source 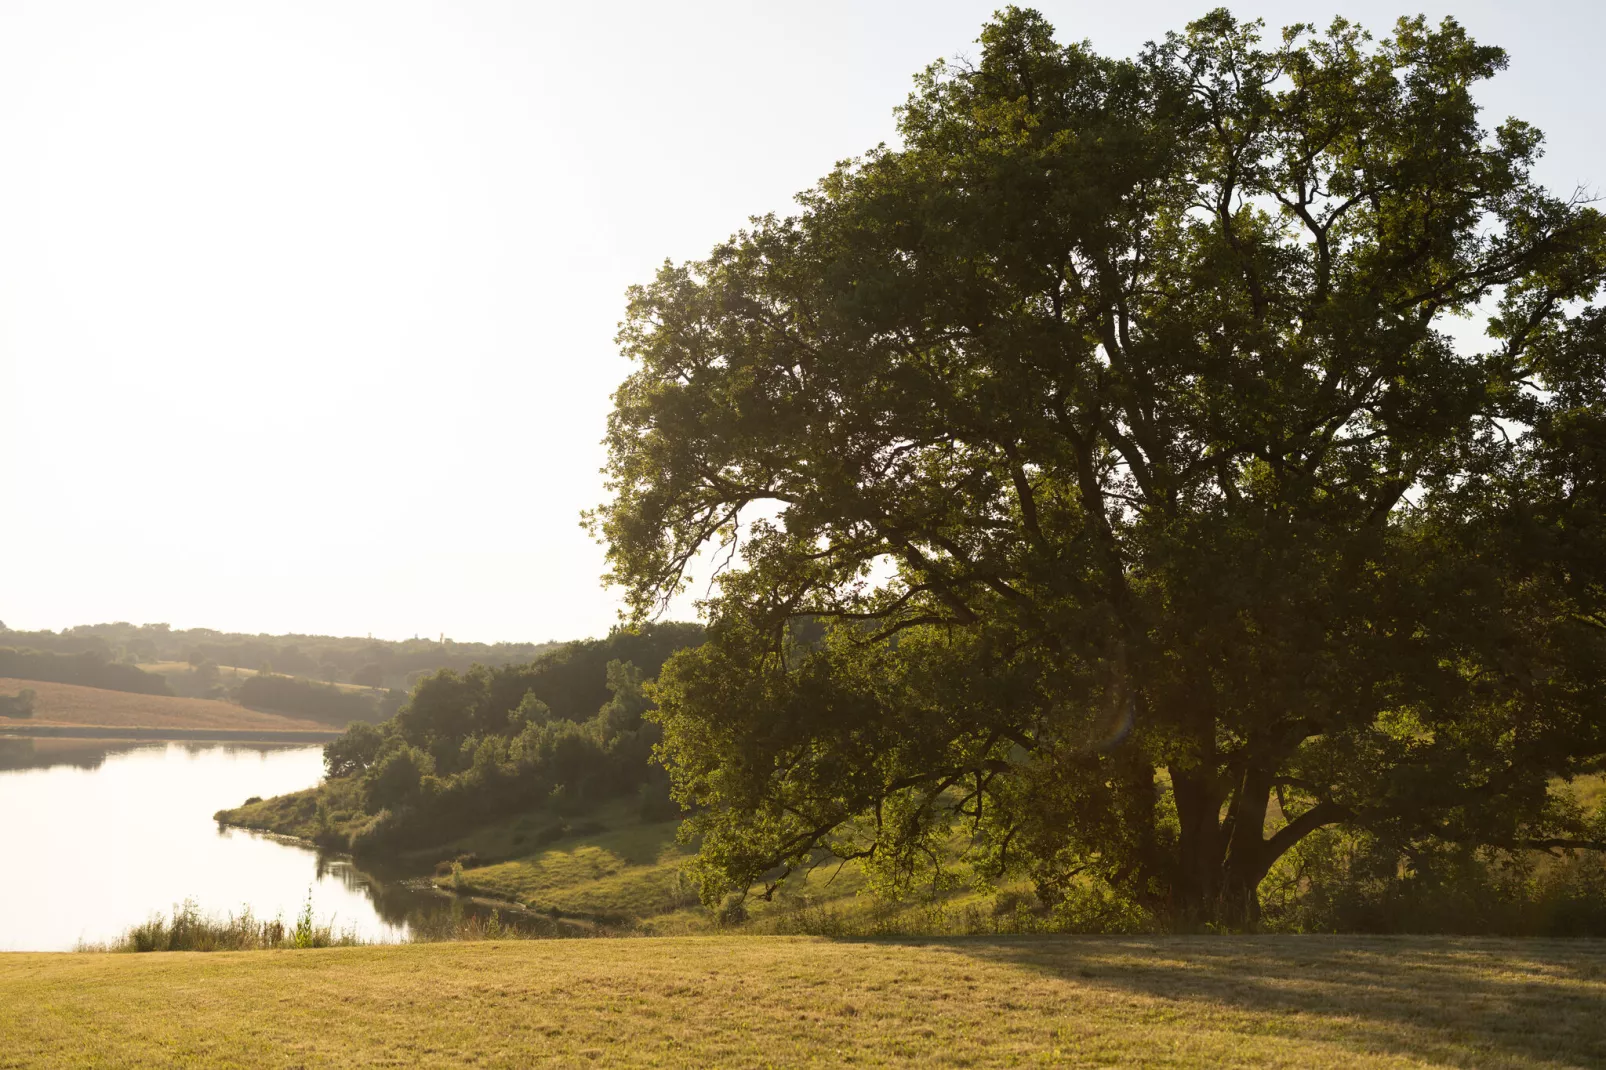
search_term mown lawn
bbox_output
[2,936,1603,1068]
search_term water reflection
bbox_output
[0,737,159,773]
[308,852,577,937]
[0,741,560,951]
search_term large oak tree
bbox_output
[591,8,1606,924]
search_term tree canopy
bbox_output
[303,622,703,853]
[592,8,1606,924]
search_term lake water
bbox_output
[0,738,470,951]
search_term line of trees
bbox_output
[0,623,563,691]
[311,623,702,853]
[0,648,171,696]
[237,674,390,726]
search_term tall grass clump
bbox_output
[83,895,361,952]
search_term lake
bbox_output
[0,738,473,951]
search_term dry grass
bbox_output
[3,936,1603,1067]
[137,660,210,675]
[147,662,385,695]
[0,677,330,732]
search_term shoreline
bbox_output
[216,821,546,912]
[215,819,588,930]
[0,725,342,743]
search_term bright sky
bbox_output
[1,1,1600,643]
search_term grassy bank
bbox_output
[222,770,1606,938]
[218,791,1116,935]
[5,936,1603,1067]
[424,800,700,923]
[218,793,1134,935]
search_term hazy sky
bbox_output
[1,1,1601,643]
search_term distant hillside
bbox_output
[0,623,713,734]
[0,648,171,695]
[0,678,336,735]
[220,620,707,856]
[235,672,382,725]
[0,623,562,694]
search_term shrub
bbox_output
[362,746,430,812]
[637,779,681,822]
[1261,828,1606,936]
[0,689,35,719]
[324,721,384,777]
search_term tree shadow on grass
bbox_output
[925,934,1606,1068]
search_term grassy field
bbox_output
[144,661,386,695]
[3,936,1602,1068]
[0,677,332,733]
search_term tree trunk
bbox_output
[1170,765,1226,924]
[1170,761,1341,929]
[1220,765,1275,927]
